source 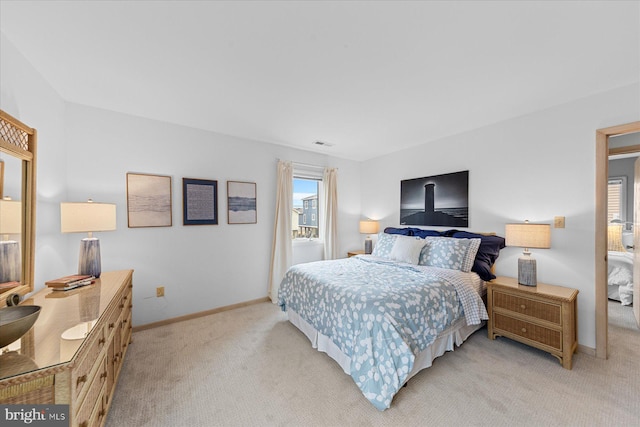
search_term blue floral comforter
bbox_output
[277,255,487,410]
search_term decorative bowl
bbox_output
[0,305,41,348]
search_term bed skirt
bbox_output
[286,309,485,383]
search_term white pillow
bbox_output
[388,235,426,265]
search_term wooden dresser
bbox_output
[487,276,578,369]
[0,270,133,426]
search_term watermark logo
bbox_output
[1,405,68,426]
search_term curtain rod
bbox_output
[277,159,337,170]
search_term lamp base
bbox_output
[0,241,21,283]
[364,238,373,254]
[79,238,101,278]
[518,255,537,286]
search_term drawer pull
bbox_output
[109,322,115,329]
[99,337,106,345]
[520,304,526,310]
[76,375,87,386]
[521,327,527,333]
[119,303,125,309]
[100,371,107,380]
[79,421,88,427]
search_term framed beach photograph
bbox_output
[126,173,173,227]
[227,181,257,224]
[183,178,218,225]
[400,170,469,227]
[127,173,172,228]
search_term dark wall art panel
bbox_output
[400,170,469,227]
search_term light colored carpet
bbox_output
[105,301,639,427]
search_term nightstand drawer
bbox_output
[494,313,562,350]
[493,291,561,324]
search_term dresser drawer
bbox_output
[104,303,121,340]
[493,290,561,324]
[75,355,107,427]
[72,326,107,401]
[494,313,562,351]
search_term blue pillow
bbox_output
[372,232,398,258]
[383,227,414,236]
[449,231,506,281]
[383,227,442,238]
[418,236,481,272]
[411,228,442,239]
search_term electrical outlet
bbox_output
[156,286,165,297]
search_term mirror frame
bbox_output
[0,109,37,306]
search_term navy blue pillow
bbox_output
[449,231,506,281]
[383,227,442,238]
[383,227,414,236]
[411,228,442,239]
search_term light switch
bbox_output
[554,216,565,228]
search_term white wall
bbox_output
[0,33,69,289]
[2,33,363,327]
[361,83,639,349]
[62,104,362,326]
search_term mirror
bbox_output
[0,110,37,306]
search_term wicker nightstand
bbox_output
[487,276,578,369]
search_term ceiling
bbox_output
[1,1,638,161]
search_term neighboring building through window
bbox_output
[293,177,320,239]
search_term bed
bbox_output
[607,225,634,306]
[608,251,634,305]
[277,228,505,410]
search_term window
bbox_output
[293,177,320,239]
[608,177,627,224]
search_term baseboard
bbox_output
[577,343,596,357]
[132,296,271,332]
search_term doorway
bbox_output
[595,121,640,359]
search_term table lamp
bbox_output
[359,220,379,254]
[61,199,116,278]
[505,221,551,286]
[0,197,22,283]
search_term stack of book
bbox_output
[45,274,96,291]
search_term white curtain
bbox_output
[268,160,293,303]
[322,167,338,260]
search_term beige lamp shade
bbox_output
[359,220,380,235]
[61,201,116,234]
[0,198,22,235]
[505,223,551,249]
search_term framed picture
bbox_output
[227,181,257,224]
[126,173,172,228]
[183,178,218,225]
[400,170,469,227]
